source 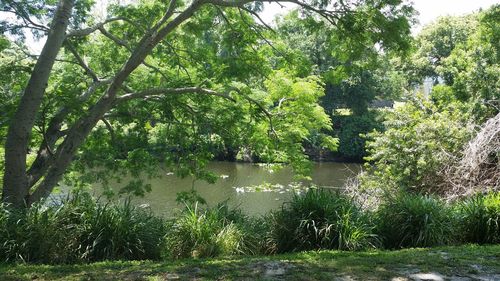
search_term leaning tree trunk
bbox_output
[26,1,203,205]
[2,0,75,208]
[3,0,202,207]
[2,0,360,207]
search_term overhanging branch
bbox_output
[228,86,277,138]
[116,87,236,103]
[205,0,255,8]
[98,27,171,81]
[65,41,99,82]
[66,17,128,37]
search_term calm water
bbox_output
[101,162,360,217]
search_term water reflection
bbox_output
[102,162,360,217]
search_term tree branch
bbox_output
[3,0,50,31]
[65,41,99,82]
[27,79,112,188]
[239,6,276,33]
[98,26,130,48]
[237,8,287,58]
[150,0,178,31]
[229,86,277,137]
[279,0,343,25]
[117,87,236,103]
[204,0,255,8]
[101,118,116,144]
[98,27,171,82]
[66,17,127,37]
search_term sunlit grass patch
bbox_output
[1,245,498,281]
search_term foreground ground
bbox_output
[1,245,499,281]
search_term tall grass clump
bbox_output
[164,202,261,259]
[457,192,500,244]
[376,193,457,249]
[0,192,166,264]
[73,196,166,262]
[0,202,71,263]
[268,189,378,253]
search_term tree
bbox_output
[1,0,414,208]
[407,14,478,85]
[407,4,499,118]
[359,4,500,196]
[274,8,411,114]
[439,5,499,112]
[272,10,411,161]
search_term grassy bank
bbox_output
[1,244,499,280]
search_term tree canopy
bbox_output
[0,0,415,207]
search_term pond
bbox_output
[100,162,360,217]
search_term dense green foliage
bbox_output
[273,10,410,161]
[0,148,4,189]
[363,97,471,194]
[0,0,417,205]
[0,193,165,263]
[0,189,499,264]
[407,5,499,118]
[360,5,499,197]
[268,189,377,252]
[333,111,384,161]
[407,14,478,84]
[376,193,457,248]
[457,192,500,244]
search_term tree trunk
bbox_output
[2,0,74,208]
[27,1,203,205]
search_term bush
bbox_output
[268,189,377,253]
[0,192,166,264]
[376,193,457,248]
[164,202,263,259]
[364,96,471,194]
[457,192,500,244]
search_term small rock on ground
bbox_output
[334,275,356,281]
[409,272,444,281]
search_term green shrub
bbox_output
[268,189,377,253]
[376,193,457,248]
[165,203,260,259]
[457,192,500,244]
[0,192,166,264]
[364,96,471,194]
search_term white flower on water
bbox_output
[235,187,245,193]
